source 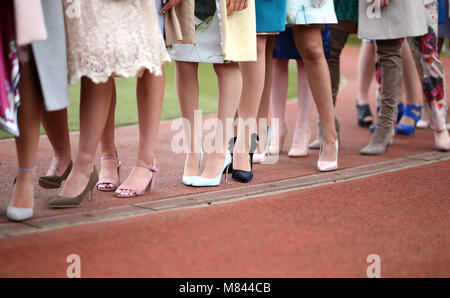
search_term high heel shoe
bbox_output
[317,140,339,172]
[115,161,159,198]
[7,167,36,221]
[38,160,73,189]
[253,126,272,164]
[310,117,340,149]
[232,133,258,183]
[434,130,450,152]
[395,105,422,136]
[49,167,99,208]
[361,127,395,155]
[288,127,311,158]
[370,103,405,133]
[182,150,204,186]
[96,155,121,192]
[268,123,287,155]
[356,101,373,128]
[192,151,232,187]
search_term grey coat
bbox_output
[31,0,69,111]
[358,0,428,40]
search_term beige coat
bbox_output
[358,0,428,40]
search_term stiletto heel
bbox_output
[39,161,73,189]
[96,155,121,192]
[317,140,339,172]
[49,167,99,208]
[253,126,272,164]
[268,123,287,155]
[232,133,258,183]
[182,149,203,186]
[7,167,36,222]
[191,151,232,187]
[356,100,373,127]
[115,160,159,198]
[395,105,422,136]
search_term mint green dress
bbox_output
[286,0,337,25]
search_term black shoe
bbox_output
[356,101,373,128]
[224,137,237,173]
[231,134,258,183]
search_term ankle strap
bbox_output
[101,155,119,161]
[18,167,36,173]
[135,162,159,173]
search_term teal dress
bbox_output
[334,0,358,22]
[255,0,287,33]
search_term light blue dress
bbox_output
[255,0,287,33]
[286,0,337,25]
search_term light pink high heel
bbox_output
[96,155,121,192]
[115,161,158,198]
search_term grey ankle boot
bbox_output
[309,117,340,150]
[360,126,394,155]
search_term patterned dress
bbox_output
[169,0,224,63]
[286,0,337,25]
[63,0,170,85]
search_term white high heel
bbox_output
[191,151,231,187]
[317,140,339,172]
[253,126,272,164]
[7,206,33,222]
[7,167,35,222]
[182,149,203,186]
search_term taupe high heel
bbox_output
[38,161,73,189]
[49,167,99,208]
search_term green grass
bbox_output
[0,62,300,140]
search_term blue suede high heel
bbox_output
[370,102,405,133]
[191,151,231,187]
[395,105,422,136]
[182,149,204,186]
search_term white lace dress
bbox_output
[63,0,170,85]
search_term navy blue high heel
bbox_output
[395,105,422,136]
[232,133,258,183]
[370,102,405,133]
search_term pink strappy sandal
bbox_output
[114,161,159,198]
[96,155,121,192]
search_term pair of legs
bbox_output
[270,59,314,155]
[11,52,71,210]
[177,61,242,179]
[363,40,422,128]
[58,69,164,198]
[236,25,337,173]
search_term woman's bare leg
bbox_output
[398,41,422,127]
[255,36,276,153]
[269,57,289,152]
[58,77,114,198]
[41,109,72,176]
[292,25,337,162]
[11,55,43,209]
[94,83,120,190]
[291,61,314,150]
[234,36,268,172]
[199,62,242,178]
[357,41,376,106]
[175,61,202,178]
[117,69,165,196]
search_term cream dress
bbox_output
[63,0,170,85]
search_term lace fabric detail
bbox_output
[63,0,170,85]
